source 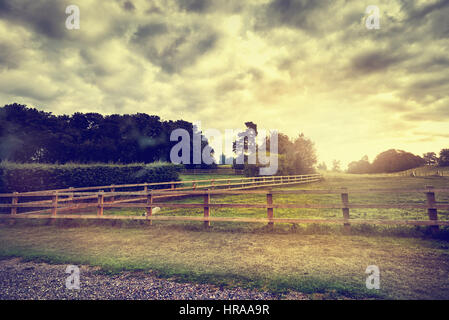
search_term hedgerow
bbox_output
[0,162,183,193]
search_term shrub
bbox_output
[0,162,183,193]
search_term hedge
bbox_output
[0,162,183,193]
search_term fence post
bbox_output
[426,185,439,234]
[68,187,74,201]
[227,180,231,189]
[143,183,148,193]
[267,190,274,229]
[68,187,75,213]
[11,192,18,215]
[193,182,197,190]
[171,183,175,190]
[97,191,104,216]
[204,189,210,228]
[51,192,58,216]
[110,185,115,203]
[341,188,350,231]
[146,191,153,226]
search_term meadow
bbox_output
[105,172,449,228]
[1,172,449,299]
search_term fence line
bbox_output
[395,167,449,177]
[0,174,322,216]
[1,182,448,233]
[8,173,322,195]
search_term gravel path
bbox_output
[0,258,308,300]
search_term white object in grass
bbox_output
[143,207,161,216]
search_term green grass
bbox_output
[180,174,240,183]
[105,172,449,228]
[1,223,448,299]
[1,172,449,299]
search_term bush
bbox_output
[0,162,183,193]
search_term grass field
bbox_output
[180,174,239,183]
[1,173,449,299]
[104,172,449,228]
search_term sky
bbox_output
[0,0,448,169]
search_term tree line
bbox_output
[0,103,214,168]
[347,149,449,174]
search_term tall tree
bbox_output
[438,149,449,167]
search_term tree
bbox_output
[332,160,341,172]
[423,152,438,166]
[370,149,424,173]
[0,103,216,167]
[347,155,371,174]
[438,149,449,167]
[234,127,317,176]
[232,122,258,171]
[317,162,327,171]
[262,132,317,176]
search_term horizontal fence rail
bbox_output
[2,173,322,195]
[0,174,322,216]
[1,180,449,233]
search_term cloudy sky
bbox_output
[0,0,448,168]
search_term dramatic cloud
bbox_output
[0,0,448,167]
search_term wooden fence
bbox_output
[1,181,448,233]
[396,167,449,177]
[0,174,322,216]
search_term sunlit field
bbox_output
[2,0,449,305]
[1,173,449,299]
[102,172,449,230]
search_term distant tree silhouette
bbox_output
[423,152,438,166]
[347,155,371,173]
[370,149,424,173]
[317,162,327,171]
[438,149,449,167]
